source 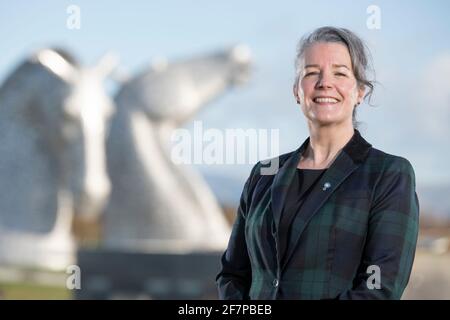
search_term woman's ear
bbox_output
[293,83,300,104]
[357,85,365,105]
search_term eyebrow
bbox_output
[333,64,350,70]
[304,64,350,70]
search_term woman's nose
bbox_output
[316,73,333,89]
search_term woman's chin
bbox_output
[309,114,341,125]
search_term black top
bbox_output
[277,168,327,264]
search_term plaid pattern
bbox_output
[216,129,419,300]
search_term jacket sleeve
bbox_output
[215,163,259,300]
[337,157,420,300]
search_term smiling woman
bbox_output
[293,26,374,133]
[216,26,420,300]
[297,43,364,129]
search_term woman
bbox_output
[216,26,419,300]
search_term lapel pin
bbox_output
[322,182,331,191]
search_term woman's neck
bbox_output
[298,123,354,169]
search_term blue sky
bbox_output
[1,0,450,187]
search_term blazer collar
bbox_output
[270,129,372,270]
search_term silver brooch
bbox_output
[322,182,331,191]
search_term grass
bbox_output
[0,281,72,300]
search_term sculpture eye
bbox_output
[63,102,80,121]
[64,110,78,122]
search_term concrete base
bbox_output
[75,248,223,299]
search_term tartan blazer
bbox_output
[216,129,419,300]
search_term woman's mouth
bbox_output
[313,97,340,104]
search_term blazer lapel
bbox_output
[273,129,372,271]
[271,137,309,235]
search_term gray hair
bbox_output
[294,26,375,128]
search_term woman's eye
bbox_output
[335,72,347,77]
[305,72,319,77]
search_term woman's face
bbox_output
[294,42,365,127]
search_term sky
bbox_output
[1,0,449,188]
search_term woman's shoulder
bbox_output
[248,146,417,183]
[366,147,416,177]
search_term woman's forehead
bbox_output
[303,42,352,67]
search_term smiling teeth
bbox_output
[314,97,339,103]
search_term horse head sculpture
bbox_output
[104,45,252,252]
[0,48,117,269]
